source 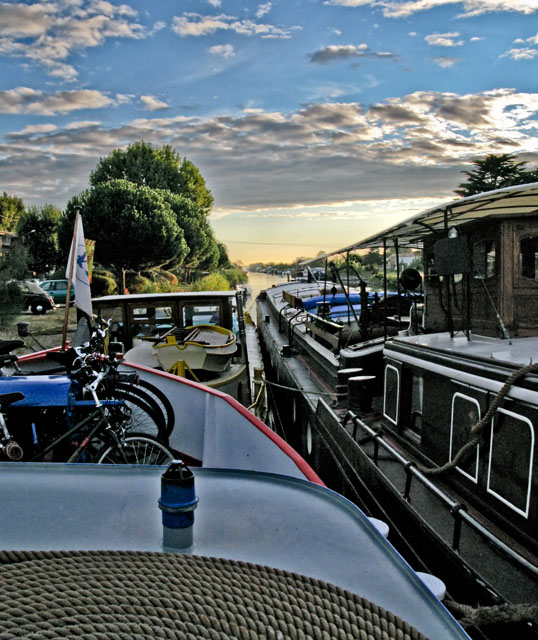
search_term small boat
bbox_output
[91,290,259,406]
[256,182,538,639]
[124,324,238,378]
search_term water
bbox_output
[244,272,287,323]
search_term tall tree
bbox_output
[0,244,28,330]
[90,141,213,214]
[61,180,187,292]
[0,192,25,232]
[455,153,537,197]
[17,204,62,277]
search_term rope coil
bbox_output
[0,550,429,640]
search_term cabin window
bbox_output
[519,236,538,280]
[383,364,399,425]
[132,305,173,337]
[407,374,423,442]
[472,240,496,279]
[450,393,480,483]
[182,303,221,327]
[487,408,534,518]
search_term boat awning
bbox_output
[302,181,538,264]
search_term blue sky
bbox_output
[1,0,538,264]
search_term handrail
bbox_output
[341,410,538,579]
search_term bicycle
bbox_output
[0,360,174,465]
[0,325,174,442]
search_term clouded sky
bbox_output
[2,0,538,264]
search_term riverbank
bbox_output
[0,306,78,355]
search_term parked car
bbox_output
[39,279,75,305]
[18,281,56,315]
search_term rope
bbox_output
[265,378,343,398]
[447,600,538,628]
[0,550,429,640]
[417,361,538,476]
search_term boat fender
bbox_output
[158,460,199,550]
[416,572,446,601]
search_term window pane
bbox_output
[519,236,538,280]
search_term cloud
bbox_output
[502,32,538,60]
[0,1,149,80]
[434,56,461,67]
[171,12,298,39]
[140,95,169,111]
[324,0,538,17]
[3,88,538,212]
[425,32,464,47]
[256,3,272,18]
[310,44,397,64]
[209,43,235,58]
[0,87,117,115]
[502,47,538,60]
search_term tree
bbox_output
[0,244,28,330]
[455,153,538,197]
[90,141,213,214]
[0,192,25,232]
[61,180,187,292]
[158,191,219,271]
[17,204,62,277]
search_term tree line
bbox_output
[1,141,238,295]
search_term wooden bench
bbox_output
[305,313,343,352]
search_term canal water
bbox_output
[244,272,287,325]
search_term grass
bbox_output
[0,305,79,355]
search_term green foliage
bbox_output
[90,141,213,214]
[455,153,538,197]
[91,270,118,297]
[177,159,214,215]
[192,272,231,292]
[220,266,247,288]
[0,192,25,232]
[0,244,29,330]
[17,204,62,276]
[158,191,218,269]
[125,272,152,293]
[62,180,186,291]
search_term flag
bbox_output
[66,213,93,318]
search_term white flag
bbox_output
[66,214,93,318]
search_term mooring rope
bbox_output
[0,550,428,640]
[446,599,538,628]
[417,360,538,476]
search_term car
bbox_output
[39,279,75,305]
[18,280,56,315]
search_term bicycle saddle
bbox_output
[0,392,25,408]
[0,339,24,355]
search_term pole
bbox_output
[61,209,79,350]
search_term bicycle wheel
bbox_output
[95,433,174,465]
[114,389,168,442]
[137,379,175,437]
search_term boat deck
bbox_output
[0,462,469,640]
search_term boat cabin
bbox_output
[92,291,238,352]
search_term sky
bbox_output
[1,0,538,266]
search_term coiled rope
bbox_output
[0,550,429,640]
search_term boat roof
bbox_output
[303,181,538,263]
[1,462,469,639]
[93,291,236,304]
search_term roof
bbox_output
[303,181,538,264]
[93,291,236,304]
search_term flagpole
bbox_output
[61,208,79,350]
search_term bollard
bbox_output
[158,459,198,550]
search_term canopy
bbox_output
[303,182,538,264]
